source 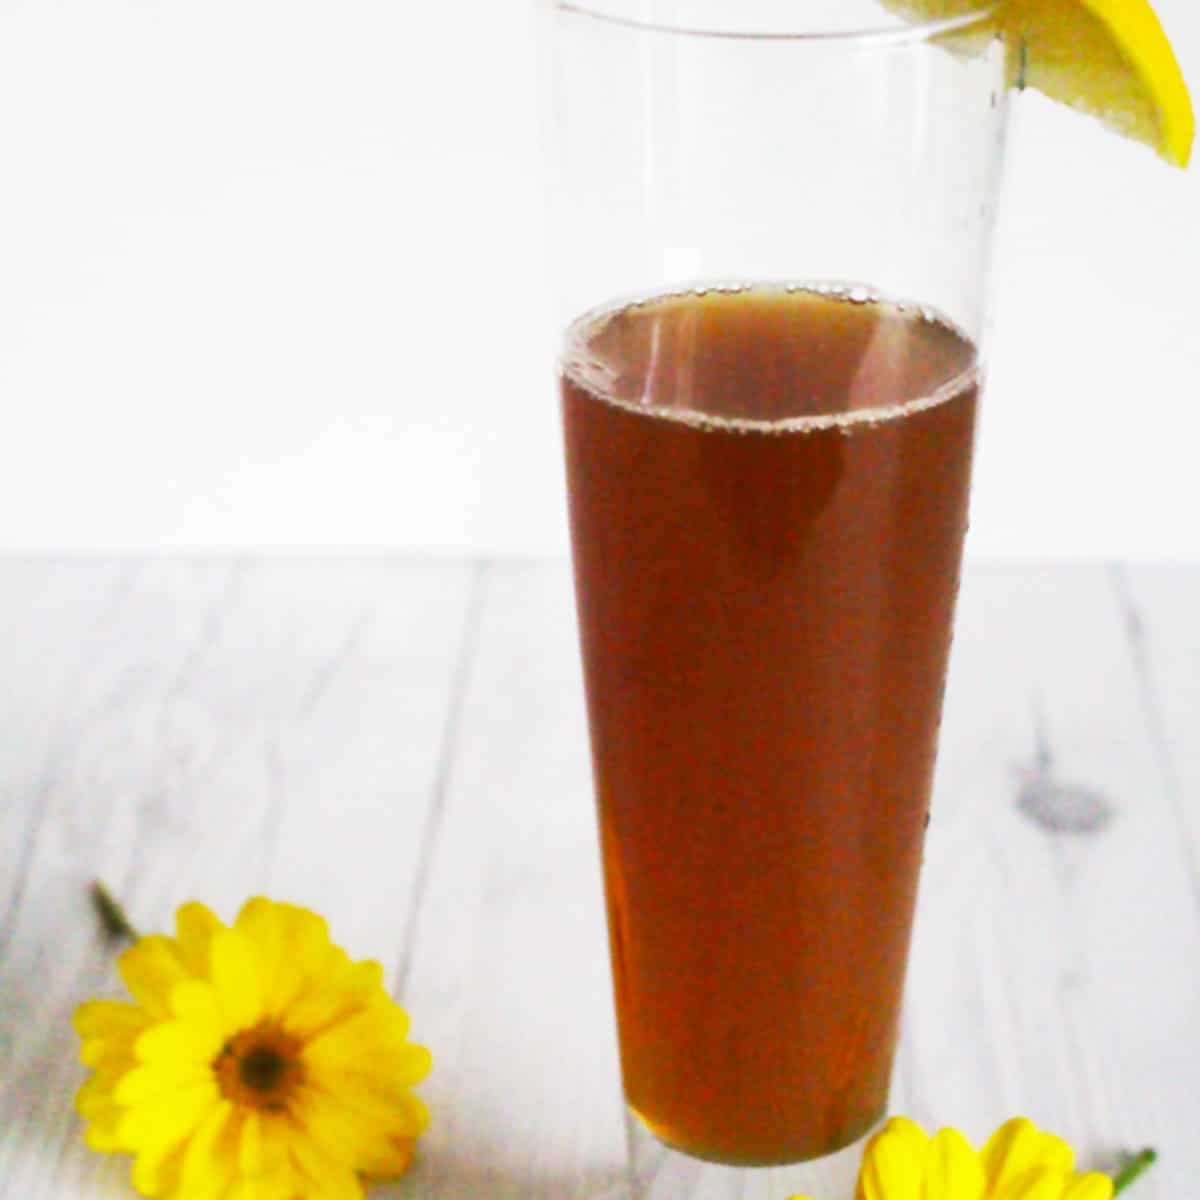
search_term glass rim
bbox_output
[554,2,1000,44]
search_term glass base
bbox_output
[597,1105,880,1200]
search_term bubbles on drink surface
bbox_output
[561,281,978,436]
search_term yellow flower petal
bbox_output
[1062,1173,1115,1200]
[77,1072,130,1152]
[298,1068,430,1144]
[305,1044,432,1101]
[254,904,333,1020]
[982,1119,1044,1195]
[225,1172,296,1200]
[168,979,227,1040]
[993,1167,1071,1200]
[76,1070,125,1118]
[293,1082,423,1178]
[238,1111,291,1179]
[1036,1131,1075,1176]
[175,903,224,976]
[277,955,369,1039]
[119,1082,220,1156]
[136,1018,224,1068]
[74,999,151,1040]
[82,1116,128,1154]
[293,1085,390,1153]
[176,1101,238,1200]
[118,936,191,1019]
[75,1001,150,1087]
[234,898,285,973]
[363,1138,417,1181]
[924,1128,985,1200]
[884,1117,931,1151]
[408,1091,431,1138]
[208,928,266,1031]
[303,1007,430,1086]
[287,1133,367,1200]
[131,1139,188,1199]
[857,1121,928,1200]
[79,1033,141,1072]
[114,1062,216,1106]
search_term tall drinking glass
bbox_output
[542,3,1011,1196]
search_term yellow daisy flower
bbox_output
[74,897,431,1199]
[794,1117,1114,1200]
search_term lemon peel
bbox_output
[882,0,1194,166]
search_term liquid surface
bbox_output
[561,285,979,1165]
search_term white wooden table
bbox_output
[1,560,1197,1198]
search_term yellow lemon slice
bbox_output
[882,0,1195,167]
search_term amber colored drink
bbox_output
[560,285,979,1166]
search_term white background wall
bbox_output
[0,1,1196,559]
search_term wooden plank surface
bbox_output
[396,564,623,1200]
[897,567,1200,1200]
[0,560,1197,1199]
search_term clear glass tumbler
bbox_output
[542,3,1012,1196]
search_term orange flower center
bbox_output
[213,1025,305,1111]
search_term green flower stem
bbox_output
[1112,1149,1157,1195]
[89,881,141,944]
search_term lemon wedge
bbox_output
[882,0,1195,167]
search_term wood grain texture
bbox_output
[0,560,1196,1199]
[1111,567,1200,913]
[897,566,1200,1200]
